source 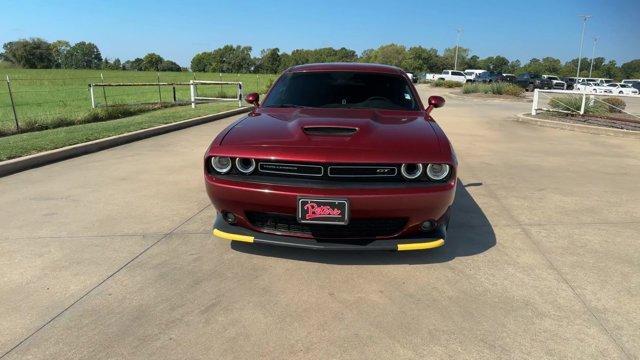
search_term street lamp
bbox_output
[589,37,598,77]
[576,15,592,79]
[454,28,463,70]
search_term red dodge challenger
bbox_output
[205,63,457,251]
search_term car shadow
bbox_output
[230,181,495,265]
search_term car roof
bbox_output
[287,62,406,75]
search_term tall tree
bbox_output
[621,59,640,78]
[50,40,70,68]
[441,46,469,70]
[256,48,281,73]
[141,53,164,71]
[402,46,439,72]
[1,38,55,68]
[62,41,102,69]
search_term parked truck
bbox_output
[425,70,467,84]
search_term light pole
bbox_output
[589,37,598,77]
[454,28,463,70]
[576,15,592,79]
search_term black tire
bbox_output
[526,84,534,92]
[619,91,623,94]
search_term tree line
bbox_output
[2,38,639,79]
[0,38,183,72]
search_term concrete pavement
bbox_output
[0,85,638,359]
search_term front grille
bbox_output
[246,212,407,239]
[257,161,403,180]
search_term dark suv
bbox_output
[474,71,501,83]
[515,73,552,91]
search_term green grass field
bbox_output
[0,101,240,161]
[0,69,277,134]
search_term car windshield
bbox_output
[263,71,418,110]
[547,76,559,80]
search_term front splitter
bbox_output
[213,217,445,251]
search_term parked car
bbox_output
[206,63,457,251]
[428,70,467,83]
[542,75,567,90]
[561,77,578,90]
[515,73,552,91]
[498,73,516,83]
[622,79,640,92]
[474,71,501,83]
[574,81,600,93]
[463,69,486,82]
[602,83,639,95]
[594,78,614,85]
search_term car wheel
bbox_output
[619,91,623,94]
[526,84,534,92]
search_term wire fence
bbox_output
[1,71,276,134]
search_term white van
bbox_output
[464,69,486,82]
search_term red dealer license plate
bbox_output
[297,198,349,225]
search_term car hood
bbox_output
[217,108,447,163]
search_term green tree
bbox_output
[158,60,182,72]
[256,48,281,73]
[191,52,214,72]
[50,40,70,68]
[62,41,102,69]
[142,53,164,71]
[621,59,640,78]
[362,44,407,67]
[402,46,439,72]
[506,60,521,74]
[600,60,621,79]
[190,45,254,73]
[1,38,55,68]
[441,46,469,70]
[123,58,144,71]
[466,55,480,69]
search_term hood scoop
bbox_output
[303,126,358,137]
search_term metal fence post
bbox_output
[100,73,108,107]
[580,92,586,115]
[531,89,539,115]
[237,82,243,108]
[6,75,19,131]
[89,84,96,109]
[190,80,196,108]
[172,86,177,103]
[156,73,162,104]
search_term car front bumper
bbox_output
[213,216,446,251]
[205,175,456,249]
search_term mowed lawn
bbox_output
[0,69,277,133]
[0,101,241,161]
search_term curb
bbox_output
[514,113,640,139]
[0,106,252,177]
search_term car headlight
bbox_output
[400,163,423,179]
[426,163,450,180]
[211,156,232,174]
[235,158,256,174]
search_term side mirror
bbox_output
[245,92,259,107]
[426,95,445,115]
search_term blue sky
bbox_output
[1,0,638,67]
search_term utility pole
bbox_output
[454,28,463,70]
[589,37,598,77]
[576,15,592,79]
